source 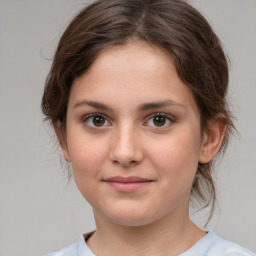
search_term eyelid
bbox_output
[145,112,174,121]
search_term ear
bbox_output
[54,122,71,162]
[199,118,226,164]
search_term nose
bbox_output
[109,123,143,167]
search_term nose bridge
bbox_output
[110,121,142,166]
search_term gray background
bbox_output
[0,0,255,255]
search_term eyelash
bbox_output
[82,113,174,129]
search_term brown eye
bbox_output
[84,114,110,128]
[145,113,172,128]
[93,115,105,126]
[153,115,166,126]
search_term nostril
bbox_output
[112,159,138,167]
[125,160,138,167]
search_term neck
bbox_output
[87,210,206,256]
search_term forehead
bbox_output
[88,41,176,80]
[69,41,199,115]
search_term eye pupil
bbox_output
[93,116,105,126]
[153,116,166,126]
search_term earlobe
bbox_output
[199,119,226,164]
[54,122,71,162]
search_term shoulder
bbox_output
[43,232,95,256]
[195,231,256,256]
[43,241,78,256]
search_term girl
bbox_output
[42,0,255,255]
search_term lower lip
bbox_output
[104,181,152,192]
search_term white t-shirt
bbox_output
[44,231,255,256]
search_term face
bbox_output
[62,41,208,227]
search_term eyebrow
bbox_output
[73,99,185,111]
[138,100,185,112]
[73,100,112,111]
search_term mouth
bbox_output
[102,176,154,192]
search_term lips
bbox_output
[103,176,153,192]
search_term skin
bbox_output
[59,41,225,256]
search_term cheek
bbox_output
[67,134,109,181]
[148,130,201,185]
[67,137,109,205]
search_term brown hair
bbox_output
[41,0,234,220]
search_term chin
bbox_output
[109,216,154,227]
[103,207,162,227]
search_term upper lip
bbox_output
[103,176,153,183]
